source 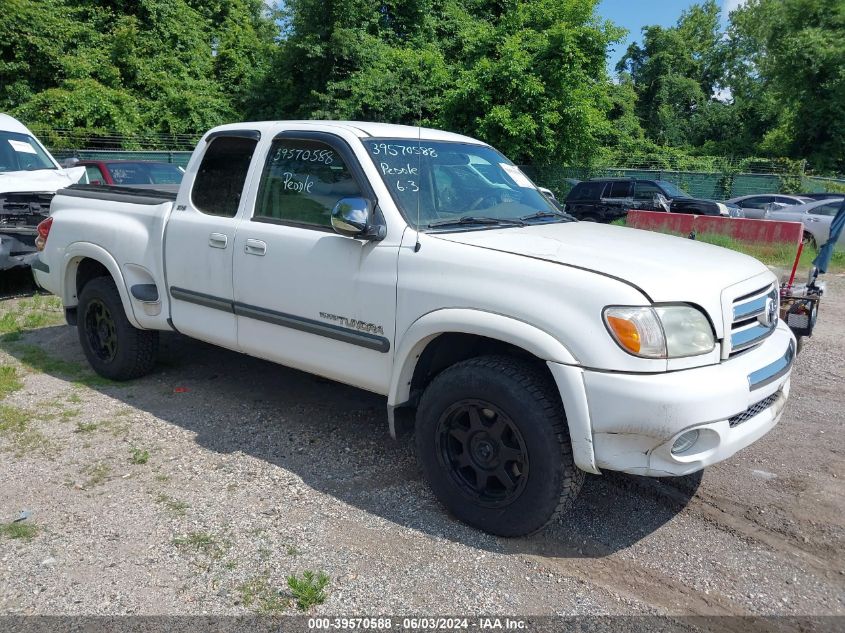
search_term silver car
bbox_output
[763,198,844,249]
[726,194,815,219]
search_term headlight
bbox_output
[604,305,715,358]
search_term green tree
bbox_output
[617,0,724,147]
[1,0,277,145]
[264,0,622,164]
[726,0,845,172]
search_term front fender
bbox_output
[62,242,142,329]
[388,308,578,408]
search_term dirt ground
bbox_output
[0,271,842,618]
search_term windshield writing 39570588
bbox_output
[363,139,561,230]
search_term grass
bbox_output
[155,493,189,516]
[173,531,227,559]
[74,421,99,434]
[612,217,845,272]
[0,295,64,341]
[287,570,329,612]
[237,576,290,613]
[80,462,111,488]
[0,403,52,455]
[0,521,38,540]
[15,345,118,387]
[0,365,23,399]
[130,448,150,465]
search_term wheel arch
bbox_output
[62,243,142,329]
[389,310,598,474]
[390,309,578,408]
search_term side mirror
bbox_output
[331,197,385,241]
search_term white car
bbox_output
[725,194,815,219]
[763,198,844,249]
[32,121,795,536]
[0,114,84,269]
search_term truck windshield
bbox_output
[0,131,57,173]
[362,139,563,229]
[656,180,692,199]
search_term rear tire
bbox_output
[77,276,158,381]
[415,355,584,536]
[802,232,817,250]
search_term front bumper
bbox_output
[549,321,795,476]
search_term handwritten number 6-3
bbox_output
[397,180,419,192]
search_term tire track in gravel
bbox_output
[604,476,839,579]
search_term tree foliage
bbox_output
[260,0,623,164]
[1,0,843,172]
[0,0,275,146]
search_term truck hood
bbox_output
[0,167,85,194]
[431,222,771,316]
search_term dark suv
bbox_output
[564,178,732,222]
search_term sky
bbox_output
[598,0,745,75]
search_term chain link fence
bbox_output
[40,130,845,200]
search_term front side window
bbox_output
[192,136,258,217]
[0,131,56,173]
[254,139,362,229]
[740,196,773,209]
[363,139,559,229]
[633,181,662,200]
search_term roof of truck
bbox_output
[205,121,485,144]
[0,113,34,135]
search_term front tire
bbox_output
[77,276,158,381]
[415,355,584,536]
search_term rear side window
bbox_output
[568,181,605,201]
[192,136,258,217]
[253,138,363,229]
[606,181,631,198]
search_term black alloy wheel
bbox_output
[84,298,118,362]
[435,399,529,508]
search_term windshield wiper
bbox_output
[427,216,526,229]
[519,210,575,223]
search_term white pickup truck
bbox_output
[32,121,795,536]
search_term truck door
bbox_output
[232,131,398,394]
[164,131,260,349]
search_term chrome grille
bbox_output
[728,390,782,427]
[729,284,778,356]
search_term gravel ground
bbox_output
[0,275,842,617]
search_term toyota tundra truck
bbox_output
[31,121,795,536]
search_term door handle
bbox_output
[209,233,228,249]
[244,239,267,256]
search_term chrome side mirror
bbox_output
[330,197,385,241]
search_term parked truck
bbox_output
[0,114,84,270]
[32,121,796,536]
